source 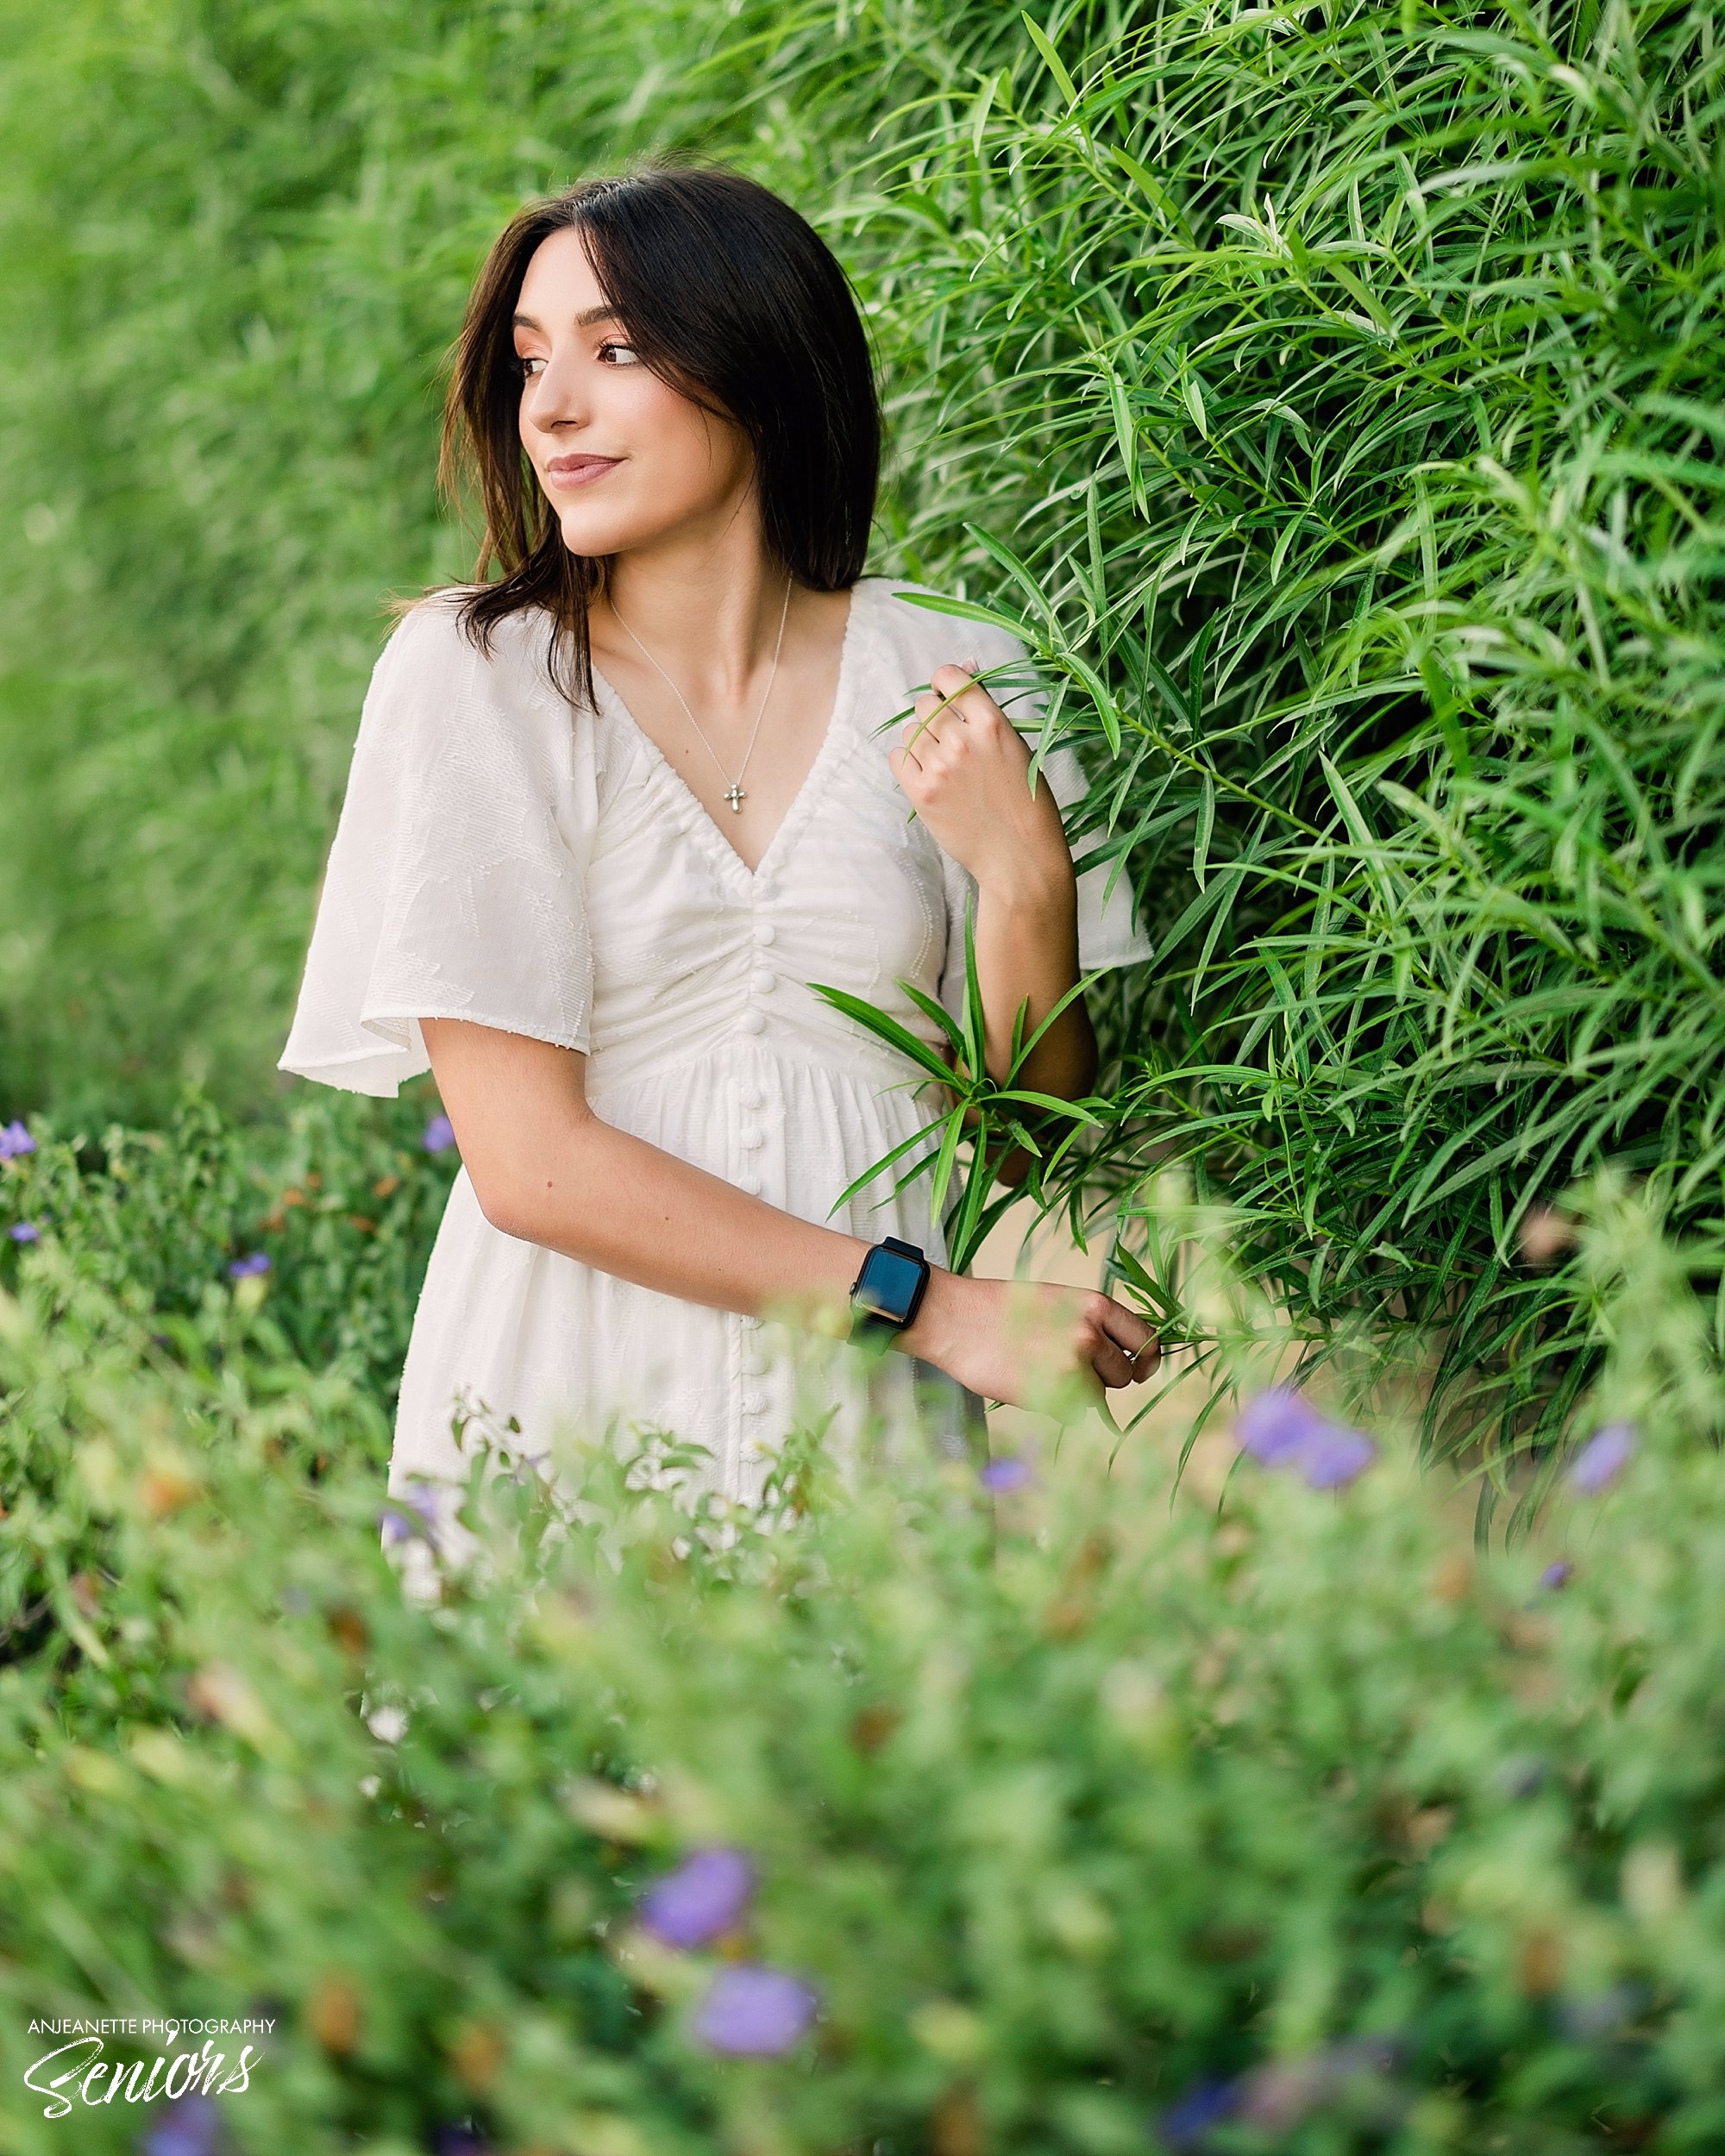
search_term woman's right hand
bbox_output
[896,1268,1159,1412]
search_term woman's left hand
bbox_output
[888,661,1072,898]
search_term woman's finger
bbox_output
[921,671,982,734]
[1089,1338,1139,1389]
[906,695,947,756]
[932,662,1010,730]
[1096,1300,1159,1378]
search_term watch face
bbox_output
[857,1244,925,1323]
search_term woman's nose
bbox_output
[524,342,588,429]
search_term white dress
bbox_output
[279,573,1152,1545]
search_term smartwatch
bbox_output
[848,1235,931,1349]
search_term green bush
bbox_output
[838,0,1725,1461]
[3,1181,1723,2154]
[0,1081,458,1417]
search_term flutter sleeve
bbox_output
[277,592,599,1098]
[936,619,1153,1024]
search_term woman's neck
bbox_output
[591,517,798,694]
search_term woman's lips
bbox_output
[548,456,622,487]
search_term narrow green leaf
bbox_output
[1019,10,1077,104]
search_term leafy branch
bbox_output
[808,893,1109,1275]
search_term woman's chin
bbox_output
[556,492,739,563]
[557,511,626,556]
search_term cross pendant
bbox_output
[723,781,746,812]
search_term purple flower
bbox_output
[1557,1983,1646,2042]
[8,1221,40,1244]
[979,1454,1032,1493]
[227,1251,272,1278]
[423,1113,456,1155]
[640,1846,755,1948]
[1569,1422,1637,1495]
[0,1119,36,1161]
[377,1486,442,1544]
[1235,1387,1377,1489]
[1159,2076,1241,2150]
[1540,1558,1573,1591]
[384,1483,442,1535]
[690,1964,819,2056]
[1498,1754,1547,1800]
[1237,2035,1402,2130]
[139,2092,221,2156]
[1236,1386,1325,1466]
[429,2128,492,2156]
[1299,1426,1377,1489]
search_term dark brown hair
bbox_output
[392,154,881,711]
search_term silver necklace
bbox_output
[612,573,793,813]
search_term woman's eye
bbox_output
[515,342,636,379]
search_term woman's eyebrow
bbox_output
[511,305,622,331]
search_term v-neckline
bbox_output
[590,578,869,887]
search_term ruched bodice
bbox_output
[279,574,1152,1533]
[580,578,928,1103]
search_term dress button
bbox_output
[738,1011,765,1036]
[743,1351,769,1378]
[742,1391,765,1416]
[751,969,775,995]
[739,1173,762,1196]
[740,1313,762,1331]
[739,1126,762,1150]
[753,923,776,947]
[738,1084,763,1110]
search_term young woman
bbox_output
[279,159,1157,1555]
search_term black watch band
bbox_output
[848,1234,931,1346]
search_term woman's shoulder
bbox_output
[350,587,597,795]
[367,586,579,724]
[379,584,555,675]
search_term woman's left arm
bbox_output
[890,661,1101,1159]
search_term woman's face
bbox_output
[512,225,754,561]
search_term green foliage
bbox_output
[0,1081,459,1417]
[836,0,1725,1459]
[811,889,1113,1272]
[3,1183,1725,2153]
[3,0,1722,1455]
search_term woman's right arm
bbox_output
[418,1017,1158,1411]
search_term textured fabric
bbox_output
[279,595,599,1097]
[279,574,1154,1541]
